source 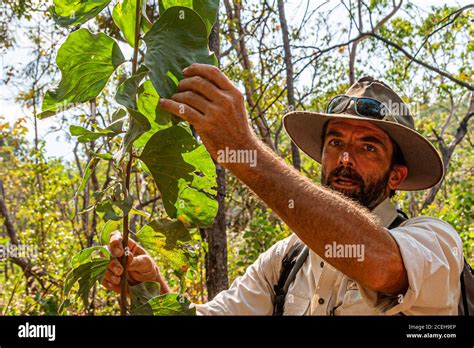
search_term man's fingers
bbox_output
[129,269,157,283]
[128,254,155,273]
[159,98,203,124]
[109,231,124,257]
[102,271,122,293]
[108,258,123,276]
[110,231,141,258]
[171,91,212,115]
[183,63,236,91]
[105,269,121,286]
[177,76,222,102]
[102,280,121,293]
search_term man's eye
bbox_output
[364,144,376,152]
[329,139,341,146]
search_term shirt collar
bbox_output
[371,197,398,228]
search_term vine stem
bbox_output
[120,0,142,316]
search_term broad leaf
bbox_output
[137,219,191,250]
[70,125,114,143]
[107,108,127,134]
[136,219,191,272]
[134,81,173,149]
[96,200,122,221]
[131,293,195,316]
[130,281,161,310]
[122,108,151,153]
[144,6,216,101]
[159,0,219,34]
[115,70,149,110]
[40,29,125,118]
[113,0,138,47]
[76,157,99,196]
[139,125,218,227]
[91,152,113,161]
[60,246,110,312]
[100,220,120,245]
[50,0,112,27]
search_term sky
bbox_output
[0,0,471,162]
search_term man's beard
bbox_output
[321,166,390,210]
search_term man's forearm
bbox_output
[226,136,407,294]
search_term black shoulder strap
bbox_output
[273,210,409,316]
[272,242,308,315]
[459,258,473,316]
[388,209,408,229]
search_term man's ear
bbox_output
[389,165,408,190]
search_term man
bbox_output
[103,64,463,315]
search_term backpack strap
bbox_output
[273,210,409,316]
[388,209,408,229]
[459,258,473,316]
[272,242,308,315]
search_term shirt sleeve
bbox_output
[194,235,296,315]
[358,216,464,315]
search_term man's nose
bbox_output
[338,151,354,167]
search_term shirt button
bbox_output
[320,261,324,268]
[318,298,325,305]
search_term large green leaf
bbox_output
[131,293,196,316]
[115,70,149,110]
[60,246,110,312]
[112,0,138,47]
[143,6,216,101]
[130,281,161,310]
[159,0,219,34]
[50,0,112,27]
[134,81,173,149]
[137,219,191,249]
[139,125,218,227]
[136,219,191,272]
[40,29,125,118]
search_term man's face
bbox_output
[321,119,404,209]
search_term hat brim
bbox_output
[283,111,444,191]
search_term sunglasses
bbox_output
[325,95,390,120]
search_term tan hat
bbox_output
[283,76,444,191]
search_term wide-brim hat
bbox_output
[283,76,443,191]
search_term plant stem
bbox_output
[120,0,142,316]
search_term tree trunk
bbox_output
[422,92,474,210]
[205,17,229,300]
[277,0,301,171]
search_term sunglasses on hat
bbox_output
[325,95,390,120]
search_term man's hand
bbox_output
[159,63,258,163]
[102,231,170,294]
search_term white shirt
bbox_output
[195,198,464,315]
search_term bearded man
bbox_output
[103,65,463,315]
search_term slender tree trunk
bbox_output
[88,99,99,247]
[205,17,229,300]
[277,0,301,171]
[422,92,474,209]
[0,181,19,245]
